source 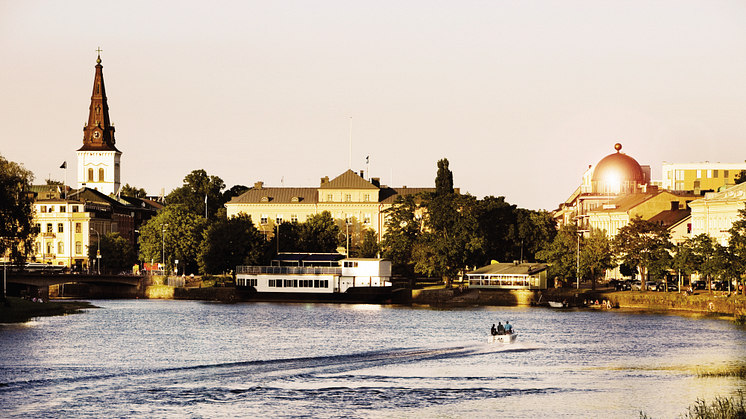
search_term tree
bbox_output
[612,216,672,290]
[381,194,422,283]
[416,191,483,288]
[477,196,518,264]
[198,213,266,275]
[120,183,147,198]
[0,154,36,268]
[580,228,614,290]
[138,204,207,274]
[297,211,341,253]
[536,224,580,284]
[223,184,250,202]
[356,229,380,258]
[734,169,746,185]
[728,204,746,295]
[88,232,137,274]
[435,158,454,195]
[513,208,557,263]
[166,169,226,219]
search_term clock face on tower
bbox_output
[93,131,101,139]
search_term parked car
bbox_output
[615,280,632,291]
[656,282,679,292]
[693,281,707,290]
[633,280,642,291]
[711,280,727,291]
[644,281,657,291]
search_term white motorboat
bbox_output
[548,301,567,308]
[488,333,517,344]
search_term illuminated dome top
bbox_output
[591,143,645,194]
[591,143,645,183]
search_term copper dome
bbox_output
[591,143,645,183]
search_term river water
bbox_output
[1,300,745,418]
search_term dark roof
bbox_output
[648,209,691,228]
[379,187,438,204]
[320,169,379,190]
[229,187,319,204]
[467,262,549,276]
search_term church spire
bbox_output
[78,48,118,152]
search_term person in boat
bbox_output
[491,324,498,336]
[496,322,505,335]
[504,321,513,334]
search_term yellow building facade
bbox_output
[661,162,746,192]
[225,169,437,245]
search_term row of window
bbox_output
[39,205,83,213]
[36,222,87,234]
[259,214,373,225]
[268,279,330,288]
[87,168,105,182]
[35,241,85,255]
[671,169,731,181]
[323,193,372,202]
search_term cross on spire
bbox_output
[96,47,102,64]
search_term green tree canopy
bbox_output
[0,154,36,267]
[88,232,137,274]
[120,183,147,198]
[579,228,615,290]
[380,194,422,281]
[477,195,518,264]
[356,229,380,258]
[198,213,266,275]
[728,204,746,295]
[536,223,580,283]
[612,216,672,290]
[138,204,208,274]
[297,211,341,253]
[166,169,226,219]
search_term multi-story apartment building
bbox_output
[661,162,746,192]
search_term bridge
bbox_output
[4,273,146,298]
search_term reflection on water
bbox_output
[0,301,744,418]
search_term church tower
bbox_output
[76,50,121,195]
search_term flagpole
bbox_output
[348,117,352,170]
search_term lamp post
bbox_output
[90,227,100,274]
[160,223,168,273]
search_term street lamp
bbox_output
[90,227,100,274]
[160,223,169,273]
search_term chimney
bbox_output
[254,181,264,189]
[671,201,679,211]
[360,170,364,179]
[371,177,380,187]
[320,176,330,186]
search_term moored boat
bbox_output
[548,301,567,308]
[235,253,402,303]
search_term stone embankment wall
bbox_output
[410,288,746,315]
[173,287,236,302]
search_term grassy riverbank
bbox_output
[0,297,97,323]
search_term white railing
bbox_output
[236,266,342,275]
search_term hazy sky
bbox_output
[2,1,745,211]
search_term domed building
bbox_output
[591,143,646,195]
[554,143,652,230]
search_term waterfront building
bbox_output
[661,162,746,192]
[225,169,442,245]
[689,181,746,246]
[76,52,121,196]
[466,262,548,290]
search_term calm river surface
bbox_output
[1,300,745,418]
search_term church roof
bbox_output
[320,169,379,189]
[77,52,119,153]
